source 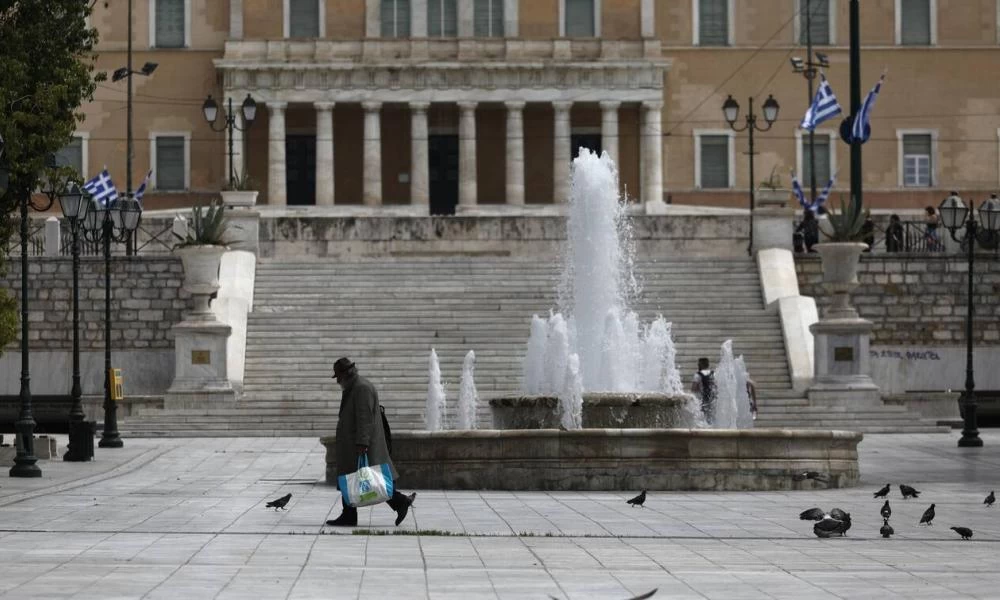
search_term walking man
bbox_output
[326,357,416,527]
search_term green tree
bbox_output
[0,0,102,352]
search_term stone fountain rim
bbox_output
[488,392,693,408]
[321,428,864,442]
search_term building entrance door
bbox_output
[429,134,459,215]
[286,135,316,206]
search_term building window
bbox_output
[153,136,187,191]
[54,136,85,179]
[427,0,457,37]
[902,134,933,187]
[153,0,185,48]
[799,0,830,45]
[697,0,730,46]
[474,0,504,37]
[565,0,595,37]
[288,0,320,38]
[381,0,411,37]
[800,134,832,187]
[899,0,932,45]
[697,134,732,189]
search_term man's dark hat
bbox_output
[333,357,355,378]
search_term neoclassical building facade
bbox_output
[77,0,1000,212]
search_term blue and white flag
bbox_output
[134,170,152,204]
[791,170,807,208]
[83,167,119,206]
[851,73,886,144]
[815,172,836,207]
[800,75,842,131]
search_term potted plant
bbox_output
[174,199,232,314]
[815,195,871,319]
[756,166,790,208]
[220,170,258,208]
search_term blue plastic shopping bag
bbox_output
[338,454,394,508]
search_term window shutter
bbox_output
[491,0,504,37]
[699,0,728,46]
[474,0,503,37]
[565,0,595,37]
[900,0,931,45]
[397,0,411,36]
[428,0,457,37]
[903,134,932,186]
[799,0,830,45]
[54,137,84,178]
[289,0,320,38]
[700,136,730,189]
[428,0,441,36]
[155,0,185,48]
[802,136,831,187]
[443,0,457,36]
[156,137,186,191]
[381,0,410,37]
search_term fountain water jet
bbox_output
[457,350,478,430]
[426,348,446,432]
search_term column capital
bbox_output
[458,101,479,112]
[599,100,622,111]
[552,101,573,112]
[268,101,288,112]
[314,101,336,111]
[362,101,382,112]
[504,101,527,110]
[410,101,431,112]
[642,100,665,111]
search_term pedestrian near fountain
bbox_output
[746,377,758,420]
[326,357,417,527]
[691,357,717,424]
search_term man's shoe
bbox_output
[325,512,358,527]
[392,493,416,526]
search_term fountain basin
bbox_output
[320,428,862,491]
[489,393,697,429]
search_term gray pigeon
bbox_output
[985,491,995,507]
[626,490,647,507]
[266,493,292,511]
[951,526,973,540]
[873,484,891,498]
[813,515,843,538]
[919,504,935,526]
[900,484,921,500]
[829,507,849,522]
[833,512,852,536]
[880,519,894,538]
[799,507,826,521]
[880,500,891,519]
[792,471,828,483]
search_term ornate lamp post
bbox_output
[202,94,257,188]
[938,192,1000,448]
[791,5,831,207]
[722,94,781,255]
[81,196,142,448]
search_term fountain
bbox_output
[322,150,862,491]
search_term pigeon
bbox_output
[813,515,844,538]
[873,484,891,499]
[266,493,292,511]
[551,590,658,600]
[880,500,891,520]
[833,512,852,536]
[792,471,828,483]
[951,526,973,540]
[919,504,935,526]
[799,507,826,521]
[985,491,995,507]
[829,507,849,522]
[626,490,647,508]
[880,519,894,538]
[900,484,921,500]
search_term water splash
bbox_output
[560,353,584,429]
[426,348,447,432]
[734,356,754,429]
[458,350,478,430]
[522,315,549,395]
[713,340,739,429]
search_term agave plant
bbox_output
[222,169,257,192]
[821,195,870,242]
[174,199,231,248]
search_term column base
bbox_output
[644,200,669,216]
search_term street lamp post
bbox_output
[791,0,831,205]
[938,192,1000,448]
[81,196,142,448]
[2,135,55,477]
[722,94,781,255]
[202,94,257,188]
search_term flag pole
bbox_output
[849,0,862,215]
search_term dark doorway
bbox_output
[286,135,316,206]
[429,134,459,215]
[571,133,602,159]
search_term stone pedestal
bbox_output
[226,209,259,255]
[165,317,235,409]
[753,189,794,253]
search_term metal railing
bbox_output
[794,219,999,254]
[6,223,46,257]
[56,217,176,257]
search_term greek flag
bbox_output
[851,74,886,144]
[815,173,836,207]
[791,170,837,210]
[83,167,119,206]
[791,171,807,208]
[800,75,842,131]
[134,170,152,204]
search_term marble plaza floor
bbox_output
[0,431,996,599]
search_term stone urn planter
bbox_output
[755,188,792,209]
[175,244,227,315]
[220,190,258,208]
[815,242,867,320]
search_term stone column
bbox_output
[641,0,655,37]
[458,101,478,209]
[410,102,430,207]
[227,96,245,182]
[315,102,335,206]
[642,101,665,212]
[267,102,287,207]
[457,0,474,36]
[229,0,244,39]
[552,101,572,204]
[362,101,382,207]
[600,101,621,166]
[505,101,526,206]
